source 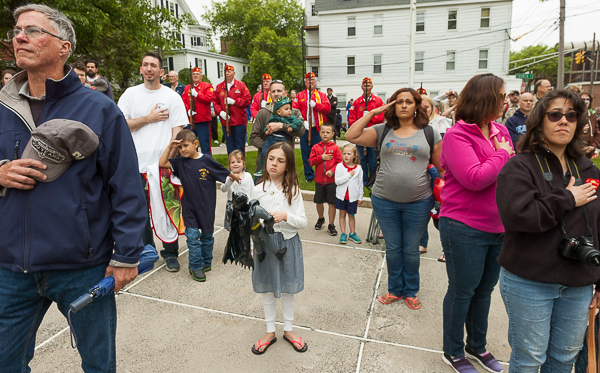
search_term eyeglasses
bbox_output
[501,92,506,100]
[546,112,579,123]
[7,26,65,41]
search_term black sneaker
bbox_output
[189,269,206,282]
[327,224,338,236]
[203,264,212,272]
[165,257,180,272]
[314,217,325,230]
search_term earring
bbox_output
[414,111,417,118]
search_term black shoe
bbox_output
[165,258,180,272]
[203,264,212,272]
[327,224,338,236]
[190,269,206,282]
[314,217,325,230]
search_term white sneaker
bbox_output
[213,140,219,144]
[220,143,226,147]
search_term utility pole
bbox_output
[408,0,416,88]
[591,33,596,99]
[557,0,565,89]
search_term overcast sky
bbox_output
[188,0,600,52]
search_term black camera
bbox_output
[558,236,600,267]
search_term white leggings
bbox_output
[262,293,295,333]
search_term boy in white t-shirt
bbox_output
[117,52,189,272]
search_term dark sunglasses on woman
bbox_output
[545,111,579,123]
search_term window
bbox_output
[204,60,208,75]
[195,58,200,68]
[446,51,455,71]
[191,36,205,47]
[348,18,356,37]
[373,55,382,74]
[312,66,319,78]
[415,52,424,72]
[181,33,185,48]
[169,2,175,14]
[347,56,355,75]
[175,3,178,17]
[416,12,425,32]
[479,50,488,69]
[480,8,490,28]
[217,62,222,78]
[448,10,457,30]
[167,57,174,72]
[338,95,347,111]
[311,4,317,16]
[378,93,386,102]
[243,66,246,73]
[374,15,383,35]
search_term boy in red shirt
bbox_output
[309,122,342,235]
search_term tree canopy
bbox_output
[203,0,304,92]
[510,44,571,81]
[0,0,192,99]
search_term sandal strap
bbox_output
[289,337,303,347]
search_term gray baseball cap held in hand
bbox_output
[22,119,99,182]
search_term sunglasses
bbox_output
[271,79,283,84]
[545,112,579,123]
[501,92,506,100]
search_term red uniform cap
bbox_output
[305,72,315,79]
[416,87,427,95]
[225,65,234,72]
[362,77,372,85]
[192,67,201,73]
[262,73,272,80]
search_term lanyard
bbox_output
[535,153,594,241]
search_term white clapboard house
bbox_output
[156,0,250,83]
[305,0,521,116]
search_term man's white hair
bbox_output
[14,4,77,58]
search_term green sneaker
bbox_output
[339,233,347,244]
[348,232,362,244]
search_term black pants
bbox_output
[211,116,219,141]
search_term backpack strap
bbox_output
[377,125,392,151]
[424,125,434,163]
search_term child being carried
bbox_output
[260,96,304,160]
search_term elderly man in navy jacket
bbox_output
[0,4,146,372]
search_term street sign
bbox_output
[516,73,533,79]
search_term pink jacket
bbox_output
[439,119,514,233]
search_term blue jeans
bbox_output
[439,217,503,357]
[261,134,288,160]
[420,218,430,248]
[300,127,321,181]
[187,121,211,155]
[500,268,592,373]
[371,194,434,298]
[356,145,376,185]
[0,265,116,373]
[185,228,214,270]
[223,124,246,155]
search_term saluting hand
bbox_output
[370,100,396,116]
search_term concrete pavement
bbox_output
[31,191,510,372]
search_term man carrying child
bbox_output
[308,122,342,236]
[159,130,240,282]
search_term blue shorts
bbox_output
[335,198,358,215]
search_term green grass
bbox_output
[212,148,317,192]
[593,158,600,169]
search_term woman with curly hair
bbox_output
[346,88,442,310]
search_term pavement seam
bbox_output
[34,326,69,351]
[114,291,510,366]
[356,253,387,373]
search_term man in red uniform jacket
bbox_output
[182,67,216,155]
[250,73,272,118]
[293,72,331,182]
[349,77,385,185]
[214,65,251,154]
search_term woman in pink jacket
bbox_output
[439,74,514,373]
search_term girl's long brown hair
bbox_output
[259,142,300,205]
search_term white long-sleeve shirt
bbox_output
[250,181,307,239]
[220,171,254,201]
[334,163,364,203]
